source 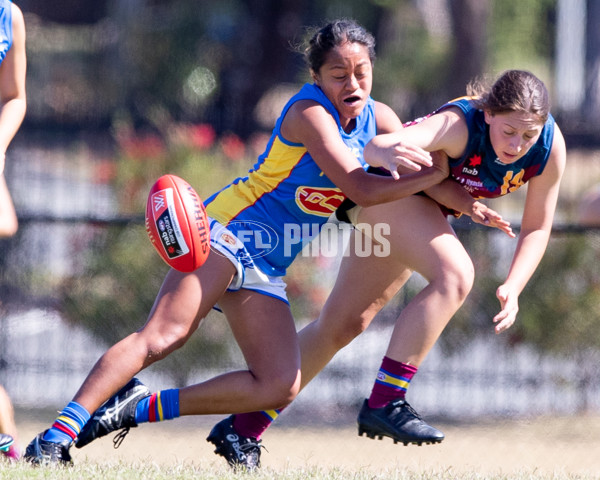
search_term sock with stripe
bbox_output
[134,389,180,424]
[232,407,284,440]
[43,401,91,444]
[368,356,418,409]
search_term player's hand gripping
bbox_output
[493,284,519,333]
[367,140,433,180]
[469,201,515,237]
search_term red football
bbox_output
[145,174,210,272]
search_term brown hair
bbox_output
[468,70,550,123]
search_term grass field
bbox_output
[2,412,600,479]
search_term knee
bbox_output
[261,368,301,409]
[324,312,371,351]
[439,258,474,304]
[141,325,191,363]
[458,259,475,299]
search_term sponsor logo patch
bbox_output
[295,186,346,217]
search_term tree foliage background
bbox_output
[20,0,575,138]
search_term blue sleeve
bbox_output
[0,0,13,64]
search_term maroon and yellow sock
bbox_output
[233,408,284,440]
[368,356,417,409]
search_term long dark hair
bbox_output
[303,19,376,74]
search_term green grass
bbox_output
[8,414,600,479]
[0,462,598,480]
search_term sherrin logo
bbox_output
[295,186,346,217]
[182,184,210,256]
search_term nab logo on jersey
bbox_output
[462,153,482,176]
[295,186,346,217]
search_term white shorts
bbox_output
[209,218,289,304]
[345,205,362,225]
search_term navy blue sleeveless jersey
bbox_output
[438,97,555,199]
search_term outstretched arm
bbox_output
[364,107,468,179]
[424,178,514,237]
[367,108,514,237]
[282,100,448,208]
[493,126,566,334]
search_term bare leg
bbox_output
[73,248,300,416]
[72,252,237,413]
[357,195,473,365]
[297,194,473,389]
[0,175,17,238]
[337,195,472,444]
[179,288,301,414]
[297,231,412,389]
[207,228,412,467]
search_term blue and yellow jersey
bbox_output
[205,83,377,276]
[439,97,555,199]
[0,0,12,63]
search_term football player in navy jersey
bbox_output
[345,69,564,443]
[367,69,564,333]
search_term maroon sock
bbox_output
[367,356,418,409]
[232,408,284,441]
